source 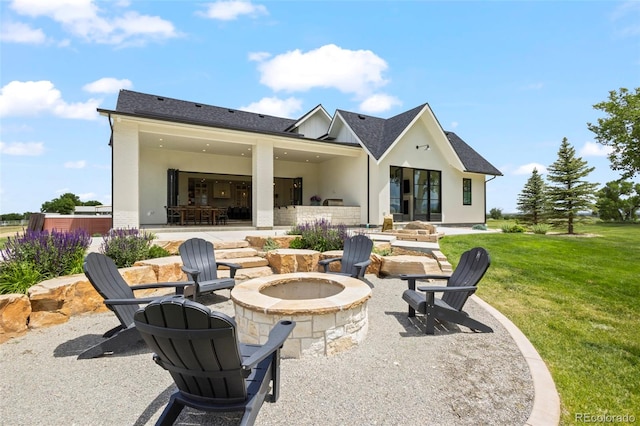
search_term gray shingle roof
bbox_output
[114,90,297,135]
[446,131,503,176]
[108,90,501,176]
[337,104,426,159]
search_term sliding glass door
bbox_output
[390,166,441,222]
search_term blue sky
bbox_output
[1,0,638,215]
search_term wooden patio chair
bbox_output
[79,253,192,359]
[133,297,295,426]
[400,247,493,335]
[318,234,373,279]
[178,237,241,300]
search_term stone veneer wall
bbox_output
[234,302,369,359]
[274,206,361,226]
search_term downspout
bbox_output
[366,155,370,227]
[484,175,497,223]
[107,113,114,230]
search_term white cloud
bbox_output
[255,44,390,97]
[0,80,100,120]
[514,163,547,175]
[77,192,96,201]
[580,141,613,157]
[83,77,132,94]
[248,51,271,62]
[239,97,302,118]
[611,1,640,37]
[199,1,268,21]
[0,21,46,43]
[0,141,45,156]
[64,160,87,169]
[9,0,178,46]
[358,93,401,114]
[450,121,459,129]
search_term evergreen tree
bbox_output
[517,168,547,224]
[546,138,599,234]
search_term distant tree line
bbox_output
[1,192,104,220]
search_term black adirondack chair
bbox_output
[318,234,373,279]
[133,297,295,426]
[400,247,493,335]
[178,238,242,300]
[79,252,192,359]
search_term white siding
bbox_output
[297,114,331,139]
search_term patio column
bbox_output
[252,141,274,228]
[112,121,139,229]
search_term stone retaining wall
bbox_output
[0,238,448,344]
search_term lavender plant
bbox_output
[286,218,348,251]
[100,228,156,267]
[0,229,91,294]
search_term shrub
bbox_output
[286,219,348,252]
[147,245,171,259]
[101,228,156,267]
[0,229,91,294]
[0,262,42,295]
[472,224,488,230]
[531,224,551,235]
[263,238,281,251]
[288,237,305,249]
[372,246,392,256]
[501,223,526,233]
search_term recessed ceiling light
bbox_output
[284,152,287,155]
[316,155,320,158]
[159,145,163,148]
[306,159,309,162]
[159,138,163,141]
[241,153,245,156]
[275,156,279,159]
[248,147,251,151]
[202,149,206,152]
[206,143,210,146]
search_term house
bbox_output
[98,90,502,229]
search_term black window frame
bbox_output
[463,178,472,205]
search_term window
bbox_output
[389,166,402,215]
[463,178,472,205]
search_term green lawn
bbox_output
[439,222,640,424]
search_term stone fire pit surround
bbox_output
[231,272,372,358]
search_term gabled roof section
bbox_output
[114,90,297,135]
[337,104,426,160]
[285,104,331,132]
[445,132,503,176]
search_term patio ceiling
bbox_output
[139,130,359,164]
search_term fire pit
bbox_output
[231,272,371,358]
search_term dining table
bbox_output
[167,206,226,226]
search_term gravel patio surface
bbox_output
[0,274,534,425]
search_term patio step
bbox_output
[216,247,258,259]
[218,266,273,281]
[217,256,269,269]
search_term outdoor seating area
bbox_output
[0,229,558,425]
